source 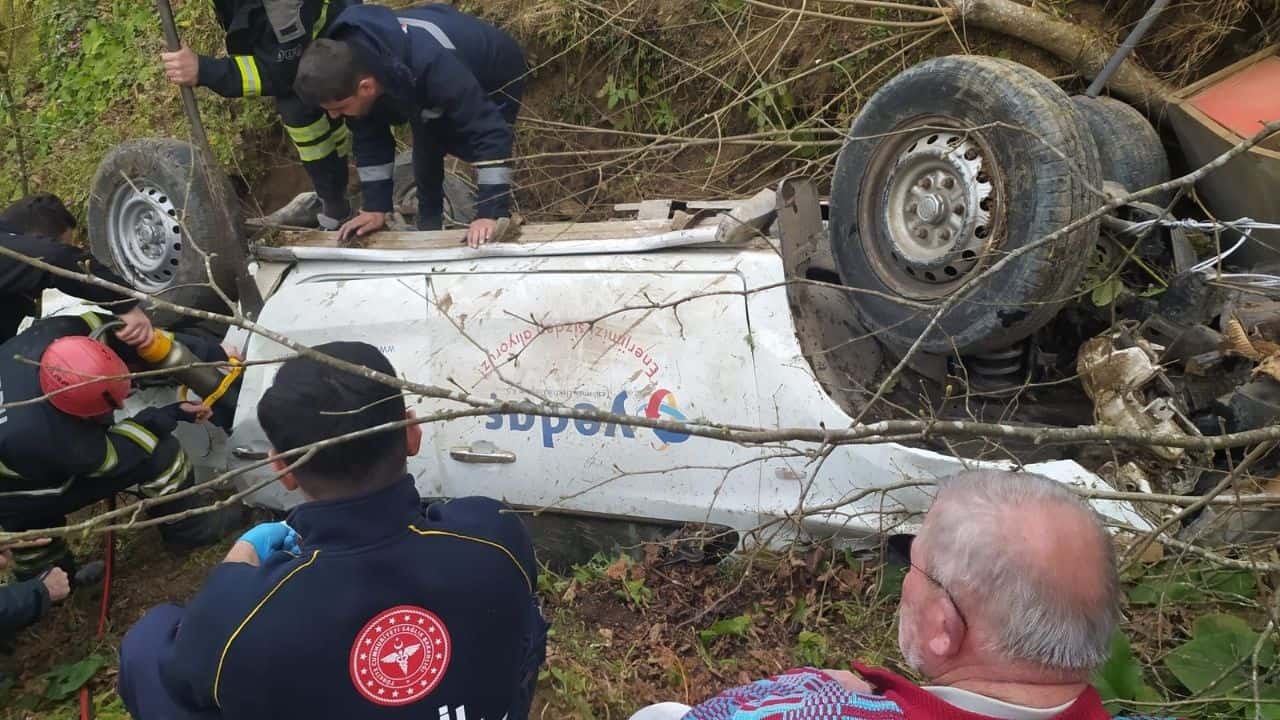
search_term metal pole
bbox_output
[152,0,266,318]
[1086,0,1171,97]
[154,0,212,153]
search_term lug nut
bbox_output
[941,177,955,189]
[916,229,929,239]
[919,177,932,189]
[939,230,951,241]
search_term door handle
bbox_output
[232,447,270,461]
[449,441,516,464]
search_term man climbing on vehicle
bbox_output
[0,313,245,584]
[159,0,359,229]
[0,193,154,345]
[293,4,526,248]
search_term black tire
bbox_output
[392,150,479,227]
[1072,95,1172,205]
[829,55,1103,355]
[88,138,245,327]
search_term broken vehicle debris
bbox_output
[1077,330,1196,467]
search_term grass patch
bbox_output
[2,536,1278,720]
[0,0,273,216]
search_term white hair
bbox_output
[921,470,1119,672]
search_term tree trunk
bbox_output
[946,0,1176,111]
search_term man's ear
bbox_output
[271,455,300,492]
[926,599,965,659]
[357,76,378,97]
[405,409,422,457]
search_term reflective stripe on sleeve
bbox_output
[476,166,513,185]
[357,163,394,182]
[88,436,119,477]
[284,116,331,144]
[108,420,158,453]
[398,18,455,49]
[295,136,337,162]
[234,56,262,96]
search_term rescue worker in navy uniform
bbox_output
[0,193,154,344]
[293,4,526,248]
[160,0,359,229]
[0,314,244,580]
[118,342,548,719]
[0,540,69,651]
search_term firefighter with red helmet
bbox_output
[0,313,245,581]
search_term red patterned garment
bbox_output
[684,664,1161,720]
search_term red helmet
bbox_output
[39,336,131,418]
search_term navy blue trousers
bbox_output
[118,603,215,720]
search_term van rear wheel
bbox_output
[1072,95,1171,204]
[829,55,1104,355]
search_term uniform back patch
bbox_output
[350,605,452,706]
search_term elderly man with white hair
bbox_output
[636,470,1163,720]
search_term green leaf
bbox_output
[1093,633,1146,702]
[1090,277,1124,307]
[1165,614,1274,695]
[877,564,907,599]
[1223,685,1280,720]
[1195,613,1259,640]
[1134,684,1164,704]
[39,654,106,700]
[788,597,810,626]
[82,26,104,55]
[1204,568,1258,600]
[616,578,652,607]
[699,614,752,644]
[796,630,829,666]
[1092,634,1166,714]
[1127,577,1204,605]
[1128,567,1256,605]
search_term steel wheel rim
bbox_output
[107,181,183,292]
[857,120,1004,297]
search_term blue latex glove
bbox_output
[237,522,300,561]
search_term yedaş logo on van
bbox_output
[484,389,690,449]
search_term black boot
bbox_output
[74,560,106,588]
[151,491,248,548]
[11,538,74,583]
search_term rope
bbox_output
[177,357,244,408]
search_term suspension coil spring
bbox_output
[967,343,1028,380]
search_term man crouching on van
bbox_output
[118,341,548,719]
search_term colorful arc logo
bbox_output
[645,389,688,446]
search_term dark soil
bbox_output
[0,528,907,719]
[2,529,236,719]
[537,545,907,713]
